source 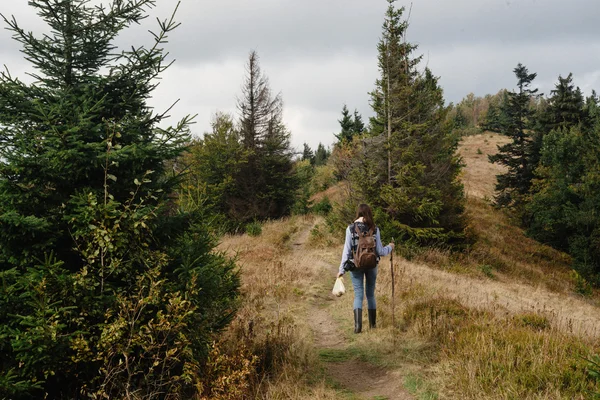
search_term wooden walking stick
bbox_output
[391,238,395,331]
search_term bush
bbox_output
[291,160,315,216]
[453,126,483,137]
[311,197,333,216]
[311,164,337,193]
[246,221,263,237]
[0,179,240,398]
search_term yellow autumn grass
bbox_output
[201,131,600,399]
[205,215,344,399]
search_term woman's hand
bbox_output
[388,242,395,251]
[337,272,344,278]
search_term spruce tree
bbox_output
[585,90,600,127]
[314,142,330,166]
[335,104,355,144]
[453,107,468,129]
[181,112,247,229]
[0,1,239,397]
[540,74,587,133]
[353,109,365,134]
[527,124,600,281]
[482,102,503,133]
[489,63,539,209]
[302,142,315,165]
[347,0,464,245]
[234,51,297,223]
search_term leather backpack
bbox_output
[352,223,378,270]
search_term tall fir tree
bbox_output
[234,51,297,223]
[525,74,600,281]
[302,142,316,165]
[353,109,365,134]
[538,74,588,134]
[336,104,355,144]
[526,124,600,281]
[489,63,539,209]
[0,1,239,397]
[346,0,464,245]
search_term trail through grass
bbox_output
[212,132,600,399]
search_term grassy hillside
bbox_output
[202,132,600,399]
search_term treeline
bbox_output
[487,65,600,284]
[447,90,510,134]
[180,51,334,234]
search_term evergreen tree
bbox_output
[335,104,356,143]
[453,107,468,129]
[353,109,365,134]
[233,51,297,223]
[314,142,330,166]
[527,125,600,281]
[181,112,247,229]
[346,0,464,245]
[489,63,539,209]
[0,1,238,397]
[586,90,600,127]
[528,73,587,210]
[482,102,506,133]
[538,74,587,134]
[302,142,315,165]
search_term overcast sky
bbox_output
[2,0,600,150]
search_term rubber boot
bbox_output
[353,309,362,334]
[368,309,376,329]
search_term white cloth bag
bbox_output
[332,277,346,297]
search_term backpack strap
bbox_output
[350,223,358,257]
[354,223,374,237]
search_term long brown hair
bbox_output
[355,203,375,231]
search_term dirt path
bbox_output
[290,223,414,400]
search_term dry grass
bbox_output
[212,213,600,399]
[418,132,581,294]
[210,215,344,399]
[206,131,600,398]
[458,131,511,200]
[310,181,349,205]
[350,258,600,398]
[415,197,577,292]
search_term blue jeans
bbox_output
[350,267,378,310]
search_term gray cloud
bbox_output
[1,0,600,150]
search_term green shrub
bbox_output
[453,126,482,137]
[571,270,594,296]
[311,164,337,193]
[311,197,333,216]
[517,313,550,331]
[246,221,263,237]
[478,264,495,278]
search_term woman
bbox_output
[337,204,394,333]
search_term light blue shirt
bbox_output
[338,222,392,276]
